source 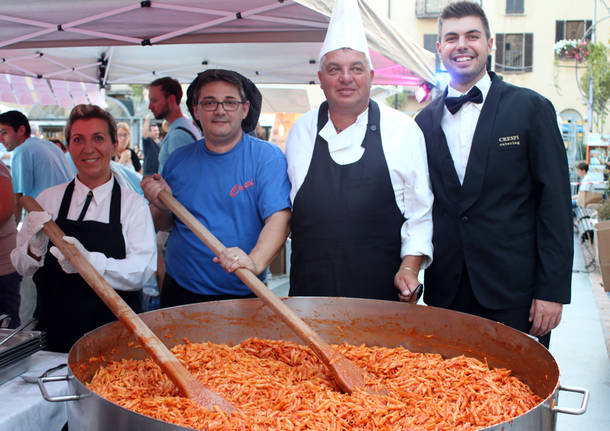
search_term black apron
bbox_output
[33,179,141,353]
[289,100,404,300]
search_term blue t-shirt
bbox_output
[163,133,291,296]
[157,117,202,174]
[12,137,75,198]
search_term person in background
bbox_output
[0,162,21,329]
[285,0,433,302]
[572,161,596,208]
[159,120,168,141]
[141,113,162,176]
[142,69,291,308]
[30,123,42,139]
[0,144,10,167]
[50,138,67,153]
[148,77,201,172]
[414,1,572,348]
[133,144,143,160]
[575,162,594,193]
[115,122,142,174]
[10,104,156,353]
[0,111,75,223]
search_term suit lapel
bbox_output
[430,90,462,203]
[459,74,504,213]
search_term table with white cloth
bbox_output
[0,350,69,431]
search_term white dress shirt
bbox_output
[579,172,595,192]
[286,102,434,265]
[441,73,491,184]
[11,175,156,291]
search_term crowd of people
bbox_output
[0,1,572,357]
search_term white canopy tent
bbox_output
[0,0,435,101]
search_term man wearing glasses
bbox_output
[142,69,291,307]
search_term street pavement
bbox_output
[551,234,610,431]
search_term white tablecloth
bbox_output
[0,351,69,431]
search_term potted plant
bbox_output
[595,199,610,291]
[554,39,591,62]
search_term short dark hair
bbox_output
[576,162,589,172]
[0,110,31,136]
[439,1,491,40]
[149,77,183,104]
[188,69,246,105]
[185,69,247,131]
[65,104,117,146]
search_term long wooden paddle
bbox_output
[159,190,386,395]
[21,196,236,413]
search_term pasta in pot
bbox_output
[88,337,542,430]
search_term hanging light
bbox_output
[415,82,433,103]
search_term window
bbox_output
[415,0,482,18]
[506,0,524,14]
[495,33,533,73]
[416,0,446,18]
[555,20,593,42]
[423,34,441,70]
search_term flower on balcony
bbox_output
[554,39,591,62]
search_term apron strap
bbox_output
[56,178,121,223]
[363,100,380,149]
[57,179,76,221]
[109,177,121,224]
[316,101,329,133]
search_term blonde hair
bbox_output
[117,122,131,134]
[116,122,131,147]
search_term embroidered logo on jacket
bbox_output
[498,135,520,148]
[230,179,255,197]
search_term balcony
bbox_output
[554,39,591,63]
[416,0,482,19]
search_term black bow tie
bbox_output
[445,86,483,114]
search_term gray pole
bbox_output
[588,0,597,133]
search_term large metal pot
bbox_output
[39,298,588,430]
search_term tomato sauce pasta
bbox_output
[88,337,542,430]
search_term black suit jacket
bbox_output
[415,72,572,310]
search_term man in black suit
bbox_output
[414,1,572,348]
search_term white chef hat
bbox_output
[319,0,373,69]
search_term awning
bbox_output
[0,0,435,93]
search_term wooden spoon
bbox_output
[21,196,236,413]
[159,190,387,395]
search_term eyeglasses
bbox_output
[197,100,244,112]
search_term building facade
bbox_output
[371,0,609,162]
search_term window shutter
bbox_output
[423,34,437,53]
[516,0,524,13]
[585,20,593,39]
[423,34,441,71]
[556,20,565,42]
[495,34,505,72]
[524,33,533,72]
[506,0,524,13]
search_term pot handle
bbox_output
[38,375,89,402]
[552,385,589,415]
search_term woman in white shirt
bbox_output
[11,104,156,353]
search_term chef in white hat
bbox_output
[285,0,433,302]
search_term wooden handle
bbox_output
[20,196,235,412]
[159,191,338,369]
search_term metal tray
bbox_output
[0,328,45,354]
[0,355,34,385]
